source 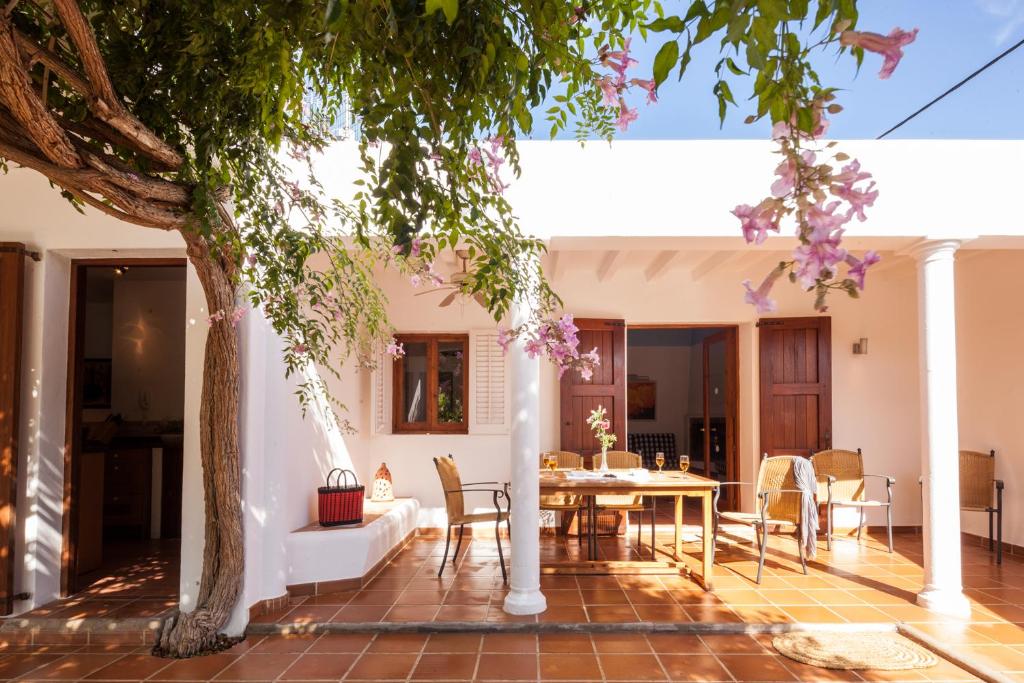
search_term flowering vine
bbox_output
[595,38,657,132]
[497,313,600,380]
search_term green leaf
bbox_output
[646,16,686,32]
[425,0,458,24]
[653,40,679,87]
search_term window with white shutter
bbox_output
[470,330,508,434]
[371,349,392,434]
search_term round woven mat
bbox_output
[772,632,938,671]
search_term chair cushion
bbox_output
[829,499,887,507]
[719,510,795,527]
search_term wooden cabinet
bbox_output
[103,447,152,538]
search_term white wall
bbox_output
[626,343,694,455]
[956,251,1024,548]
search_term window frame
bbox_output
[392,333,470,434]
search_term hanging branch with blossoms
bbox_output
[498,314,601,380]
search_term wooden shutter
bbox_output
[758,316,832,457]
[469,330,508,434]
[371,349,392,434]
[560,318,626,464]
[0,243,26,614]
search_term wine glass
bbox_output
[547,455,558,472]
[655,452,665,472]
[679,455,690,474]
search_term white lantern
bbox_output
[371,462,394,502]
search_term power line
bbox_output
[877,35,1024,139]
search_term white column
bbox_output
[503,297,547,616]
[914,239,970,618]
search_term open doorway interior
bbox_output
[67,263,185,599]
[626,327,737,492]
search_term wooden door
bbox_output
[759,317,832,457]
[0,243,26,614]
[560,318,626,466]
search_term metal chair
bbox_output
[960,449,1005,564]
[811,448,895,552]
[539,451,585,538]
[594,450,657,560]
[713,455,811,584]
[433,454,510,582]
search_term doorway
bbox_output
[625,326,738,501]
[62,260,186,599]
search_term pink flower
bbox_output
[732,200,780,245]
[742,265,784,314]
[410,274,422,288]
[630,78,657,105]
[596,76,619,106]
[229,307,246,327]
[468,148,483,166]
[292,342,308,354]
[557,314,578,339]
[385,340,405,357]
[845,250,881,290]
[496,327,512,353]
[771,150,816,198]
[426,262,444,286]
[582,347,600,366]
[524,338,545,359]
[598,419,611,431]
[832,180,878,221]
[579,366,594,381]
[615,101,638,132]
[410,237,422,258]
[793,203,849,288]
[840,27,918,79]
[602,38,638,77]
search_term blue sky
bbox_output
[542,1,1024,139]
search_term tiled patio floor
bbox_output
[0,630,983,681]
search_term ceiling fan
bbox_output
[415,249,487,308]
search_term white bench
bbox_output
[285,498,419,590]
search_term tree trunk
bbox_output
[155,232,244,658]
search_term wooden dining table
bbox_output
[539,469,720,591]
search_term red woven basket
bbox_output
[317,468,364,527]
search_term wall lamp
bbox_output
[852,337,868,355]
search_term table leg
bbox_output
[589,495,597,562]
[674,495,683,559]
[702,490,714,591]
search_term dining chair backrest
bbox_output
[603,450,642,469]
[959,450,996,510]
[541,450,583,469]
[755,455,802,525]
[810,449,865,502]
[434,455,464,521]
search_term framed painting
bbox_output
[627,379,656,420]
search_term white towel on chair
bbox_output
[793,457,819,559]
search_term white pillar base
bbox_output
[916,587,971,618]
[503,588,548,615]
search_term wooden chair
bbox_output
[960,449,1004,564]
[433,455,510,582]
[595,450,657,560]
[811,448,894,553]
[540,451,585,537]
[713,455,810,584]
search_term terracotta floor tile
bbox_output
[586,605,639,623]
[967,622,1024,645]
[385,604,441,621]
[633,604,692,623]
[435,605,490,621]
[543,590,583,606]
[598,653,667,680]
[538,633,593,654]
[213,653,299,680]
[645,634,708,654]
[149,654,239,680]
[657,653,732,681]
[425,634,483,653]
[716,653,797,681]
[24,653,124,679]
[305,633,374,653]
[538,606,589,622]
[279,652,358,680]
[345,653,418,680]
[481,634,538,653]
[412,653,479,679]
[331,604,390,622]
[249,635,318,654]
[302,591,357,605]
[444,591,493,606]
[347,589,404,606]
[855,668,928,681]
[782,605,845,622]
[475,653,538,680]
[778,658,862,681]
[581,589,631,605]
[959,644,1024,672]
[0,653,64,679]
[699,635,768,654]
[592,633,652,653]
[367,633,429,653]
[82,653,171,680]
[539,652,602,680]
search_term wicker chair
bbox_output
[594,450,657,560]
[713,455,811,584]
[433,455,510,582]
[540,451,585,536]
[960,449,1005,564]
[811,448,895,553]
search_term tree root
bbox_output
[152,610,245,659]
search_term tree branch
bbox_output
[0,16,80,166]
[50,0,184,170]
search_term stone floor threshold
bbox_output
[248,619,1009,683]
